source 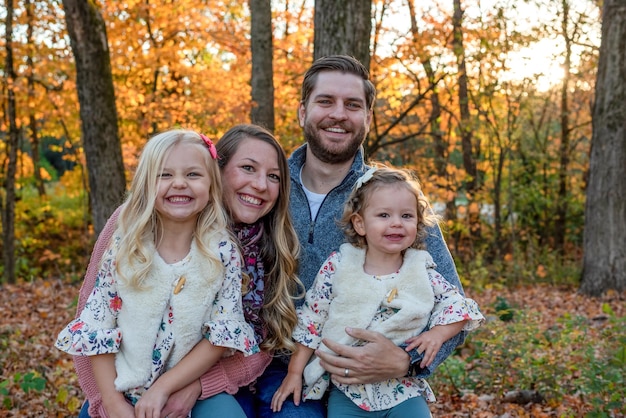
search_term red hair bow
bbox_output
[200,134,218,160]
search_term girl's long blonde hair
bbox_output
[340,164,440,250]
[115,129,230,289]
[216,124,302,353]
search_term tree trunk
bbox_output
[26,0,46,197]
[554,0,572,253]
[62,0,126,235]
[407,0,456,222]
[2,0,19,283]
[453,0,480,240]
[453,0,477,192]
[314,0,372,71]
[580,0,626,295]
[250,0,275,132]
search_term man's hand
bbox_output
[161,380,202,418]
[316,327,410,384]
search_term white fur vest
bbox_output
[303,243,435,393]
[114,236,226,391]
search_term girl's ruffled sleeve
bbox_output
[203,239,259,356]
[427,263,485,332]
[55,249,122,356]
[292,252,339,349]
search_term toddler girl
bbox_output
[271,165,484,417]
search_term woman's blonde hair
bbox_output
[216,124,302,353]
[340,164,440,250]
[115,129,230,289]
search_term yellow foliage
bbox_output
[17,150,35,178]
[2,0,596,271]
[56,387,68,405]
[67,396,83,413]
[58,168,87,197]
[39,167,52,181]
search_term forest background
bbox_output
[1,0,625,416]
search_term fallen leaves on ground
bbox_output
[0,279,624,417]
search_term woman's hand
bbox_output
[161,380,202,418]
[101,394,134,418]
[134,384,169,418]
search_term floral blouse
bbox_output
[293,250,484,411]
[55,237,258,404]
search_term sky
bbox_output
[379,0,601,91]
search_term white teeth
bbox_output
[168,196,190,202]
[240,194,262,205]
[326,127,346,133]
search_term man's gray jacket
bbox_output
[288,143,466,377]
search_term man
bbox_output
[252,55,466,417]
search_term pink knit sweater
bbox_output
[73,206,272,417]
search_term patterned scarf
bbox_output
[233,222,266,343]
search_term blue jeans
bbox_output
[79,392,246,417]
[327,385,431,418]
[79,401,90,418]
[235,358,326,418]
[191,392,247,417]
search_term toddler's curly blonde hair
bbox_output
[339,164,440,250]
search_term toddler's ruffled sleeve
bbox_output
[292,252,339,349]
[427,265,485,332]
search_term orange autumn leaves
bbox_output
[2,279,624,416]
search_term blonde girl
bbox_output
[56,130,257,418]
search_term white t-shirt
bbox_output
[300,166,326,220]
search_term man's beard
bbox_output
[303,121,366,164]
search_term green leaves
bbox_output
[429,286,626,416]
[0,372,46,410]
[494,296,515,321]
[16,372,46,394]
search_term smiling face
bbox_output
[154,142,212,227]
[221,137,281,224]
[299,71,372,164]
[352,184,419,258]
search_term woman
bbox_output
[74,124,301,418]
